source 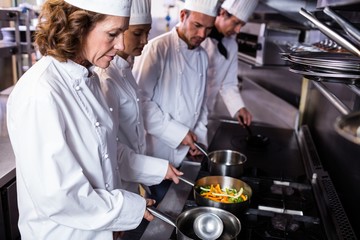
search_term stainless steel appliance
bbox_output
[237,22,302,66]
[139,120,356,239]
[169,121,356,240]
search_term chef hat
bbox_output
[129,0,152,25]
[221,0,258,22]
[64,0,132,17]
[183,0,221,17]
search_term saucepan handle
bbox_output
[193,142,208,157]
[147,207,177,228]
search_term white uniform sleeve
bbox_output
[219,39,245,117]
[117,142,169,186]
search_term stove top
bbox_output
[174,175,327,240]
[170,122,327,240]
[208,121,305,182]
[147,121,355,240]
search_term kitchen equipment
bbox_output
[281,51,360,83]
[335,111,360,145]
[299,8,360,57]
[240,117,270,147]
[323,7,360,46]
[193,213,223,239]
[148,206,241,240]
[179,176,252,216]
[311,81,360,146]
[194,142,247,178]
[237,22,301,66]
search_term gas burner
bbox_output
[270,184,295,196]
[271,214,300,232]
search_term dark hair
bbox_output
[35,0,106,62]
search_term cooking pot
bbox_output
[194,142,247,179]
[179,175,252,216]
[148,206,241,240]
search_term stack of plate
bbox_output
[281,51,360,83]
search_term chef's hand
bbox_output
[144,199,156,221]
[165,164,183,184]
[181,131,201,156]
[237,108,252,126]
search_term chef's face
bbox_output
[122,24,151,57]
[178,10,215,49]
[216,9,245,37]
[81,15,129,69]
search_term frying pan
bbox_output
[194,142,247,179]
[179,175,252,216]
[147,206,241,240]
[240,117,270,148]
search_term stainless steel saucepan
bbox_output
[194,142,247,179]
[148,206,241,240]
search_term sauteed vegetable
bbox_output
[199,184,248,203]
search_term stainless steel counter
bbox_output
[140,160,201,240]
[0,136,15,188]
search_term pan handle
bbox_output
[178,176,195,187]
[147,207,177,228]
[194,142,208,157]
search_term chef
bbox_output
[132,0,221,203]
[202,0,259,126]
[6,0,181,239]
[96,0,157,196]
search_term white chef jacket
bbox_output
[96,56,167,193]
[201,35,245,117]
[133,27,208,167]
[7,56,167,240]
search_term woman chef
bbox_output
[6,0,181,239]
[96,0,158,196]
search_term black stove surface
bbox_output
[170,122,328,240]
[208,122,305,182]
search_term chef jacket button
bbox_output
[105,183,109,188]
[109,107,113,112]
[136,98,139,102]
[116,166,119,170]
[104,153,109,159]
[75,86,81,91]
[95,122,100,127]
[116,137,119,141]
[137,121,141,125]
